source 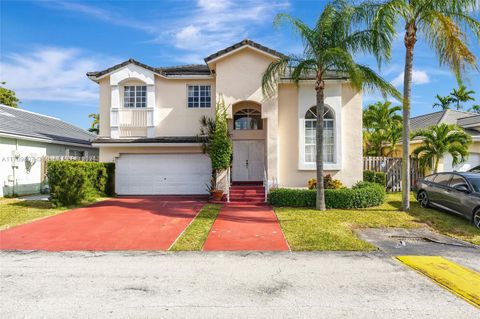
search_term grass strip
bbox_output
[170,204,222,251]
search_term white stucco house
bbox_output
[0,105,98,197]
[87,39,363,195]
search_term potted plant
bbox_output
[199,98,232,201]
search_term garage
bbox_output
[115,154,211,195]
[443,153,480,172]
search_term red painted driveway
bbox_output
[0,197,206,251]
[203,203,290,251]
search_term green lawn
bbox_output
[0,197,104,230]
[170,204,222,251]
[275,193,479,251]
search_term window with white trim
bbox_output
[304,106,335,163]
[124,86,146,108]
[187,85,211,108]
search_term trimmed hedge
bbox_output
[363,170,386,186]
[47,161,115,206]
[268,183,385,209]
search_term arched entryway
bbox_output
[230,101,266,182]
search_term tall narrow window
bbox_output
[187,85,211,108]
[304,106,335,163]
[124,86,146,108]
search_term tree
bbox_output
[432,94,453,110]
[450,85,476,110]
[199,98,232,192]
[88,113,99,134]
[262,0,400,210]
[369,0,480,210]
[363,101,403,156]
[0,82,20,108]
[470,105,480,113]
[412,124,472,173]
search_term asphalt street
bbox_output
[1,251,479,318]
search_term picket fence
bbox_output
[363,156,423,192]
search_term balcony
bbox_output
[111,108,154,138]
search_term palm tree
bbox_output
[88,113,99,134]
[369,0,479,210]
[450,85,476,110]
[363,101,402,156]
[470,105,480,114]
[412,124,472,173]
[262,0,400,210]
[386,121,403,157]
[432,94,452,110]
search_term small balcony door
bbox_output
[232,140,264,182]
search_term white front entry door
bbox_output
[115,154,211,195]
[233,141,265,182]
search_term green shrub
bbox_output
[363,170,386,186]
[47,161,115,206]
[268,184,385,209]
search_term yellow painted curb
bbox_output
[397,256,480,308]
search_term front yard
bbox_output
[275,193,479,251]
[0,197,103,230]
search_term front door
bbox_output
[233,141,265,182]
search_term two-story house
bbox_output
[87,40,363,195]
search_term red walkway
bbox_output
[0,197,205,251]
[203,203,290,251]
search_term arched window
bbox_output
[234,109,263,130]
[304,106,335,163]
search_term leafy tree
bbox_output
[88,113,99,134]
[450,85,476,110]
[363,101,402,156]
[368,0,480,210]
[385,121,403,157]
[0,82,20,108]
[262,0,400,210]
[412,124,472,173]
[432,94,453,110]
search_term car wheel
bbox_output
[417,191,430,208]
[473,209,480,229]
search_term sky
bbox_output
[1,0,479,130]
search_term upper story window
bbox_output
[124,86,146,108]
[188,85,211,108]
[234,109,262,130]
[304,106,335,163]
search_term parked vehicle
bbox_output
[416,172,480,229]
[468,165,480,173]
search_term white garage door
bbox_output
[443,153,480,172]
[115,154,211,195]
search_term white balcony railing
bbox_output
[110,108,154,138]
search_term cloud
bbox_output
[391,70,430,87]
[44,0,290,63]
[0,47,118,102]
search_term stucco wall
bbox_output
[99,146,204,163]
[155,77,215,136]
[278,83,363,187]
[0,137,97,197]
[99,77,111,138]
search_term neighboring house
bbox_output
[407,109,480,172]
[87,39,362,195]
[0,105,98,197]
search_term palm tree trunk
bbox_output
[402,22,417,212]
[315,78,326,211]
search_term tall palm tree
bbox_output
[412,124,472,173]
[363,101,402,155]
[369,0,479,210]
[262,0,400,210]
[432,94,452,110]
[450,85,476,110]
